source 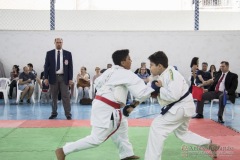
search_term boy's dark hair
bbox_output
[202,62,208,65]
[27,63,33,68]
[190,57,199,68]
[148,51,168,68]
[112,49,129,66]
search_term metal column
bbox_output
[50,0,55,30]
[194,0,199,31]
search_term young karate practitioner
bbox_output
[143,51,220,160]
[55,49,154,160]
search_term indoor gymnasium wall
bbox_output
[0,30,240,92]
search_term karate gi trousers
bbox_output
[145,107,211,160]
[63,112,135,159]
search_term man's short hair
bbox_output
[107,63,112,68]
[27,63,33,68]
[148,51,168,68]
[202,62,208,65]
[221,61,229,66]
[23,66,28,71]
[55,38,63,42]
[112,49,129,66]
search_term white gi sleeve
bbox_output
[125,71,154,103]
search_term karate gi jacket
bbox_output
[92,65,154,128]
[155,66,195,117]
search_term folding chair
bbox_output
[210,99,235,120]
[0,78,11,104]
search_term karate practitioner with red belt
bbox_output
[55,49,154,160]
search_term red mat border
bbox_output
[0,119,240,159]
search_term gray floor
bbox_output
[0,98,239,132]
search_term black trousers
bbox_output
[9,80,17,97]
[196,91,228,117]
[50,75,71,117]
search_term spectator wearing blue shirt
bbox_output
[137,67,150,84]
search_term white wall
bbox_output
[1,10,240,31]
[0,31,240,92]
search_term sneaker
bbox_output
[192,113,204,119]
[49,115,57,119]
[66,116,72,120]
[27,99,31,104]
[19,99,23,104]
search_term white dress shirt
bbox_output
[218,71,229,92]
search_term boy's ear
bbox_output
[120,61,125,67]
[157,64,162,68]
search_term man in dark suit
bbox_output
[44,38,73,120]
[192,61,238,123]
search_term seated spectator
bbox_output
[27,63,37,76]
[189,57,199,93]
[18,66,39,104]
[100,63,112,73]
[77,66,90,101]
[134,62,151,75]
[192,61,238,123]
[208,64,217,79]
[195,62,212,89]
[92,67,101,98]
[137,67,150,84]
[39,78,50,104]
[8,65,20,99]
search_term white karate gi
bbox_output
[63,65,154,159]
[145,66,211,160]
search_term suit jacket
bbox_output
[209,71,238,103]
[44,49,73,85]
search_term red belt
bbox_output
[95,95,120,109]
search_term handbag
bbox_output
[77,79,90,88]
[192,85,204,101]
[80,98,92,105]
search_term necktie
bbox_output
[215,74,225,92]
[56,50,60,71]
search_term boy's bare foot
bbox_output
[121,155,140,160]
[55,148,65,160]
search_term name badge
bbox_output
[64,60,68,65]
